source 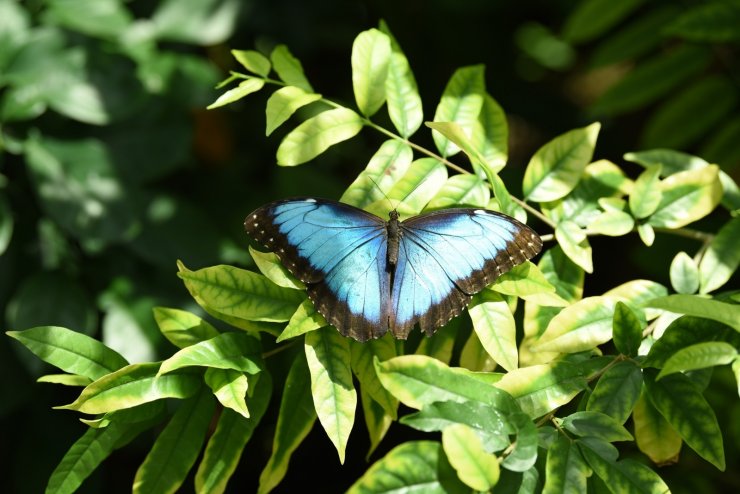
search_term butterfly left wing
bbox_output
[245,198,391,341]
[390,208,542,338]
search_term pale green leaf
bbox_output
[347,441,467,494]
[7,326,127,381]
[629,164,662,219]
[492,262,567,307]
[195,373,272,494]
[426,174,489,209]
[633,392,682,465]
[442,424,500,491]
[350,335,398,419]
[533,297,617,353]
[432,65,485,157]
[204,368,249,418]
[414,326,456,365]
[494,361,588,418]
[352,28,391,117]
[231,49,270,77]
[178,262,304,323]
[648,165,722,229]
[276,108,364,166]
[670,251,699,295]
[258,355,316,494]
[340,139,413,208]
[359,386,393,460]
[207,78,265,110]
[555,221,593,273]
[522,123,600,202]
[133,389,214,494]
[265,86,322,136]
[699,217,740,293]
[471,94,508,173]
[38,374,91,387]
[637,223,655,246]
[152,307,219,349]
[249,246,304,290]
[469,291,518,372]
[365,157,447,218]
[644,370,725,470]
[277,298,326,342]
[270,44,312,91]
[647,294,740,332]
[158,332,261,376]
[604,279,668,319]
[59,363,200,414]
[657,342,738,380]
[305,327,356,464]
[460,331,497,372]
[588,209,634,236]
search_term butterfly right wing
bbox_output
[245,198,391,341]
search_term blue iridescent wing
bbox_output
[245,198,391,341]
[390,208,542,338]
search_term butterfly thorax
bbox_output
[387,209,400,267]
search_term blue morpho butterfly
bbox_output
[245,196,542,341]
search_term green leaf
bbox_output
[270,44,312,91]
[248,246,304,290]
[555,221,593,273]
[207,78,265,109]
[657,342,738,380]
[427,174,489,209]
[276,107,364,166]
[494,361,588,418]
[359,387,393,459]
[543,435,590,494]
[637,223,655,246]
[425,121,491,176]
[195,373,272,494]
[340,139,413,208]
[44,0,133,38]
[469,290,518,372]
[47,420,148,494]
[587,361,643,424]
[493,262,567,307]
[588,209,634,237]
[347,441,467,494]
[562,0,646,43]
[159,332,261,376]
[665,2,740,42]
[471,94,508,173]
[501,412,538,472]
[612,302,643,357]
[38,374,92,387]
[60,363,201,414]
[604,279,668,319]
[278,298,326,341]
[733,359,740,398]
[579,440,671,494]
[380,22,423,137]
[232,49,271,77]
[352,28,391,117]
[432,65,485,157]
[561,411,633,442]
[647,165,722,229]
[375,355,517,412]
[366,157,447,218]
[350,336,398,419]
[401,400,511,452]
[629,164,662,219]
[151,0,239,45]
[415,327,456,365]
[204,368,250,418]
[258,354,316,494]
[592,44,710,115]
[633,391,682,465]
[642,76,737,149]
[178,262,304,323]
[699,217,740,294]
[153,307,219,349]
[305,327,356,464]
[265,86,322,136]
[442,424,500,491]
[644,370,725,470]
[533,297,616,353]
[670,251,699,295]
[7,326,127,381]
[522,123,600,202]
[648,295,740,332]
[133,388,215,494]
[460,331,497,372]
[0,195,13,255]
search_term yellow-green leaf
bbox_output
[265,86,322,136]
[249,246,304,290]
[208,78,265,110]
[633,392,682,465]
[699,217,740,294]
[432,65,485,157]
[351,28,391,117]
[204,368,250,418]
[277,298,326,342]
[270,44,312,91]
[533,296,616,353]
[657,342,738,380]
[670,251,699,295]
[442,424,500,491]
[153,307,219,349]
[648,165,722,229]
[555,220,593,273]
[469,291,518,372]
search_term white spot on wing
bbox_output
[305,198,317,203]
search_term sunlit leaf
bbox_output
[204,368,250,418]
[588,209,634,236]
[555,221,593,273]
[699,217,740,294]
[276,108,364,166]
[432,65,485,157]
[471,94,508,173]
[265,86,322,136]
[657,342,738,380]
[152,307,219,349]
[629,164,662,219]
[427,174,489,209]
[533,297,616,353]
[352,28,391,117]
[587,361,643,424]
[469,290,518,372]
[232,49,271,77]
[442,424,500,491]
[270,44,312,91]
[350,335,398,419]
[159,332,261,376]
[207,78,265,109]
[633,392,682,465]
[543,435,589,494]
[278,299,326,341]
[366,157,447,218]
[647,165,722,229]
[249,246,305,290]
[647,295,740,332]
[560,411,633,442]
[340,139,413,208]
[670,252,699,295]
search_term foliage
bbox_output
[5,17,740,493]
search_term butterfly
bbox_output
[245,198,542,341]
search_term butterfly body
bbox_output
[245,198,542,341]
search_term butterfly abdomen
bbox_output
[386,210,400,266]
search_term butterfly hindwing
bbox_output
[245,198,391,340]
[390,208,542,337]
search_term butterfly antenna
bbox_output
[366,174,396,213]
